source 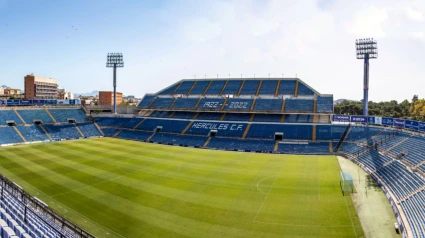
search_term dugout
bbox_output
[208,130,217,137]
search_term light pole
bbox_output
[106,53,124,114]
[355,38,378,116]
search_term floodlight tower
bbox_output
[355,38,378,116]
[106,53,124,114]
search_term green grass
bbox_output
[0,138,364,237]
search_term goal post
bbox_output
[340,171,354,195]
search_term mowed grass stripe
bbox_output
[0,138,365,238]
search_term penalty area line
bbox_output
[253,173,279,222]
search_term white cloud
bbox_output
[345,6,389,37]
[404,6,424,22]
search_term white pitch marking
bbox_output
[344,196,358,237]
[254,221,353,228]
[256,175,277,195]
[253,174,280,222]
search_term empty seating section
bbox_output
[189,80,210,95]
[284,99,314,112]
[197,98,225,110]
[95,117,131,127]
[239,80,260,95]
[223,113,251,121]
[253,99,282,111]
[388,136,425,165]
[158,83,179,95]
[277,142,330,154]
[117,129,152,141]
[43,124,81,139]
[149,97,175,109]
[278,80,296,95]
[247,124,312,140]
[76,123,102,137]
[375,161,425,200]
[48,109,88,122]
[258,80,278,95]
[345,126,383,141]
[170,112,196,119]
[1,192,73,238]
[186,121,247,137]
[0,110,23,124]
[174,81,195,95]
[138,118,189,133]
[196,112,223,120]
[222,80,242,95]
[138,95,156,108]
[317,96,333,112]
[151,133,207,147]
[17,110,53,123]
[208,138,275,151]
[401,191,425,238]
[17,126,49,142]
[123,118,144,128]
[205,80,226,95]
[356,150,392,170]
[224,99,253,111]
[149,111,172,118]
[172,98,199,109]
[0,127,23,144]
[252,114,282,122]
[297,83,315,95]
[284,114,313,123]
[102,128,120,136]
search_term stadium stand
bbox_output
[43,124,82,139]
[189,80,210,95]
[197,98,226,110]
[222,80,243,95]
[137,95,156,108]
[278,80,296,95]
[174,81,195,95]
[316,96,333,113]
[0,110,24,125]
[17,109,54,123]
[284,99,314,112]
[17,125,49,142]
[149,111,172,118]
[277,142,330,154]
[223,113,251,121]
[0,127,24,144]
[94,117,132,127]
[204,80,226,95]
[76,122,102,137]
[247,124,312,140]
[171,98,199,109]
[48,108,88,122]
[207,137,275,151]
[252,114,282,122]
[116,129,153,141]
[151,133,207,147]
[258,80,278,95]
[170,111,197,119]
[239,80,260,95]
[137,118,189,133]
[253,99,283,111]
[297,83,315,95]
[196,112,223,120]
[223,99,253,111]
[149,97,175,109]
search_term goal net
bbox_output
[340,171,354,195]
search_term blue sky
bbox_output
[0,0,424,101]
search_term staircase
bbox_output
[39,125,52,140]
[221,98,228,110]
[312,125,316,141]
[194,98,202,110]
[255,80,262,96]
[187,81,197,95]
[74,124,85,137]
[281,114,285,123]
[249,114,255,122]
[329,142,333,153]
[14,109,26,124]
[386,135,412,152]
[220,113,226,121]
[168,98,178,109]
[250,99,256,111]
[193,112,200,120]
[45,108,57,123]
[237,80,245,96]
[147,131,156,142]
[168,111,176,118]
[220,80,229,96]
[202,81,213,96]
[294,81,299,97]
[13,127,26,142]
[171,81,182,95]
[313,115,318,123]
[147,98,157,109]
[93,121,105,136]
[313,100,317,113]
[204,137,211,147]
[182,121,194,134]
[274,80,281,96]
[242,124,251,138]
[274,141,279,152]
[336,124,352,152]
[133,118,145,129]
[281,100,286,112]
[113,128,124,137]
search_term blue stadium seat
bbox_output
[196,112,223,120]
[17,110,53,123]
[197,98,225,110]
[158,83,180,95]
[171,98,199,109]
[258,80,278,95]
[224,99,253,111]
[316,125,347,140]
[149,111,172,118]
[116,129,152,141]
[94,117,131,127]
[252,114,282,122]
[174,81,195,95]
[123,118,144,128]
[0,127,24,144]
[186,121,247,137]
[222,80,243,95]
[317,96,333,112]
[205,80,226,95]
[170,111,196,119]
[189,81,210,95]
[247,124,312,140]
[137,118,189,133]
[284,114,313,123]
[76,123,102,137]
[137,95,156,108]
[239,80,260,95]
[43,124,81,139]
[17,125,49,142]
[278,80,296,95]
[297,83,315,95]
[277,142,330,154]
[48,109,88,122]
[253,99,283,111]
[284,99,314,112]
[101,128,120,136]
[223,113,251,121]
[149,98,175,109]
[0,110,23,125]
[151,133,207,147]
[207,137,275,151]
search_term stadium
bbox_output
[0,72,424,238]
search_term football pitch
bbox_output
[0,138,364,237]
